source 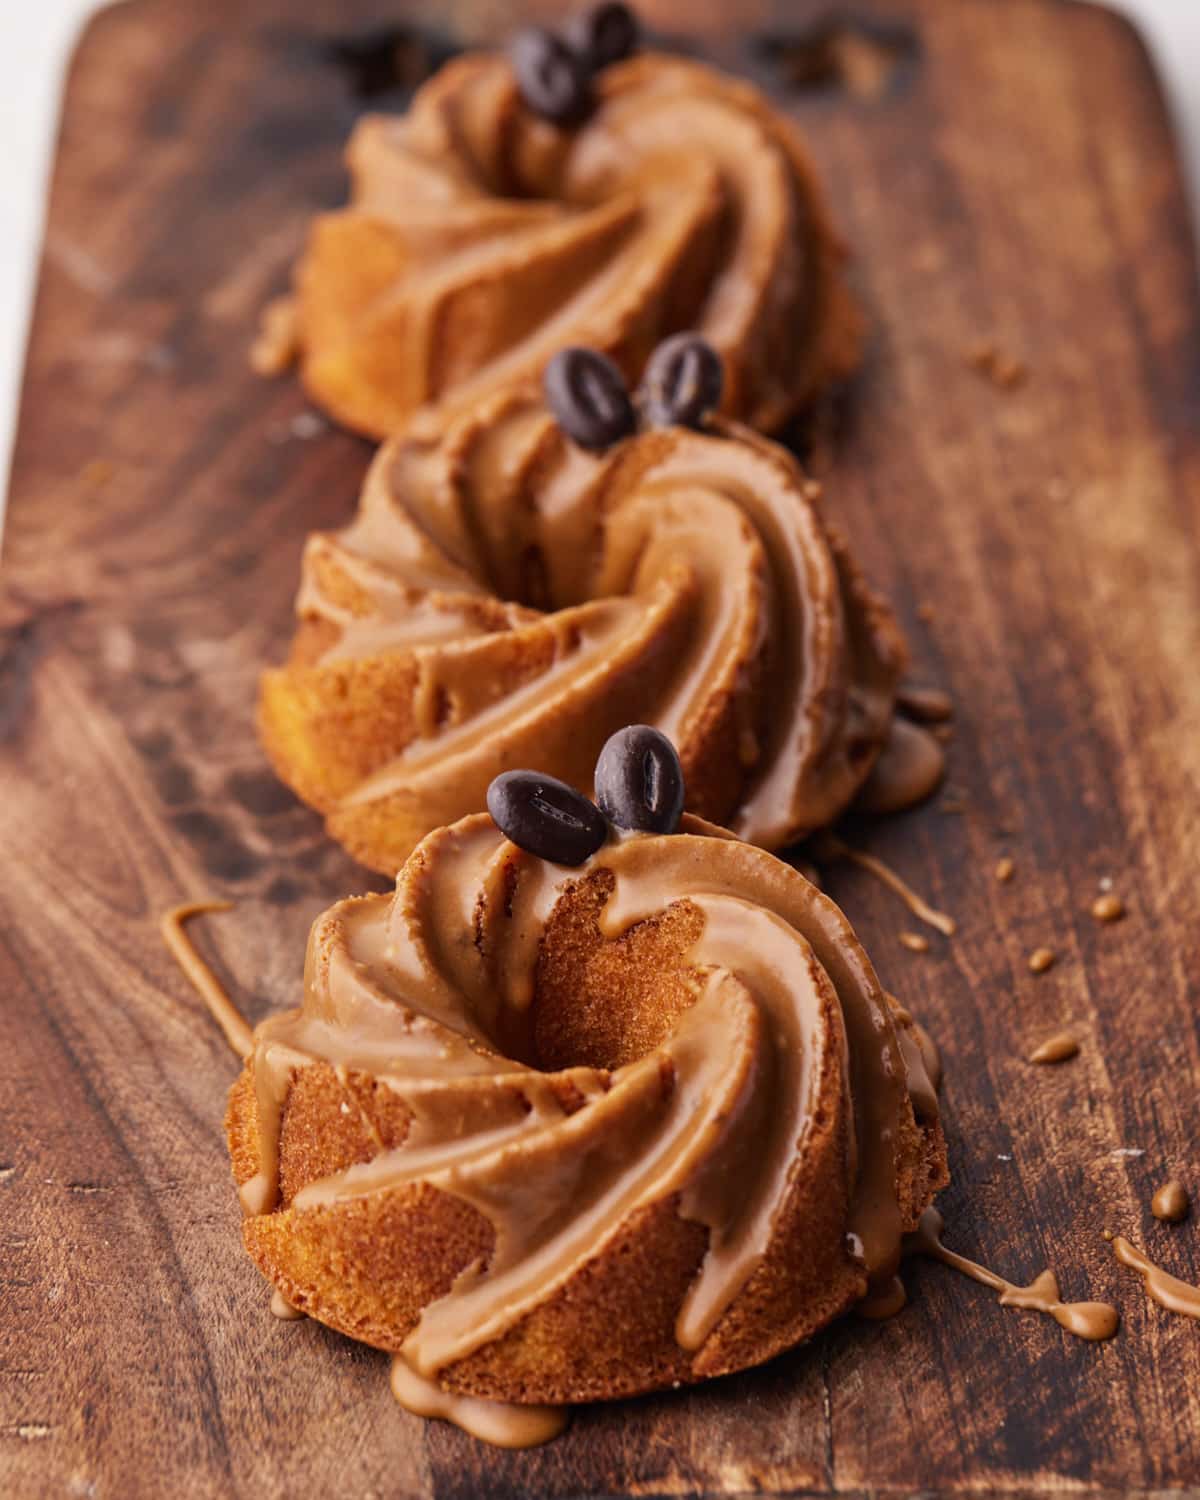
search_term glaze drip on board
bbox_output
[160,902,253,1059]
[390,1355,567,1448]
[1109,1235,1200,1319]
[913,1209,1118,1341]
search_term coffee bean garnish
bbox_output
[510,27,593,126]
[595,725,686,835]
[543,347,637,451]
[487,770,608,866]
[564,3,640,72]
[642,333,725,430]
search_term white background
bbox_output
[1,0,1198,522]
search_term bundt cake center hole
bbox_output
[528,871,706,1073]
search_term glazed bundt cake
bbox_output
[279,5,861,438]
[227,735,947,1424]
[260,341,919,875]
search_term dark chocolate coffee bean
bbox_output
[487,770,608,865]
[642,333,725,430]
[543,347,637,450]
[510,27,593,127]
[594,725,685,834]
[564,3,640,71]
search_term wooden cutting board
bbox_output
[2,0,1199,1494]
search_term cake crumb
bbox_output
[1028,946,1056,974]
[994,856,1015,883]
[915,601,936,624]
[1151,1180,1190,1223]
[80,458,114,488]
[899,931,929,953]
[1091,893,1124,923]
[802,479,823,502]
[993,353,1027,389]
[967,340,1028,390]
[250,296,300,377]
[1028,1031,1078,1065]
[290,411,327,441]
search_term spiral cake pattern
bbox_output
[291,50,861,438]
[259,391,908,873]
[227,813,947,1405]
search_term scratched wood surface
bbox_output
[1,0,1199,1495]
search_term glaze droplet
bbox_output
[1151,1180,1190,1223]
[1028,1031,1079,1065]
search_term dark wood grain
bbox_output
[2,0,1199,1495]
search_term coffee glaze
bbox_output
[269,1288,305,1321]
[856,717,946,816]
[912,1209,1118,1341]
[1109,1235,1200,1319]
[228,813,946,1425]
[260,402,909,874]
[1151,1180,1190,1223]
[289,53,860,440]
[817,836,956,937]
[895,685,953,724]
[390,1357,567,1449]
[858,1276,907,1320]
[160,902,253,1059]
[1028,1031,1079,1065]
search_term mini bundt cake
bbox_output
[226,735,947,1425]
[259,340,915,875]
[279,4,861,438]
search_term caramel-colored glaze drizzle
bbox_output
[855,718,946,817]
[159,902,253,1060]
[1091,893,1125,923]
[390,1356,567,1449]
[1151,1180,1190,1223]
[1109,1235,1200,1318]
[858,1275,907,1320]
[913,1209,1118,1341]
[1028,947,1056,974]
[895,685,953,724]
[1028,1031,1079,1065]
[269,1288,305,1321]
[820,835,956,937]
